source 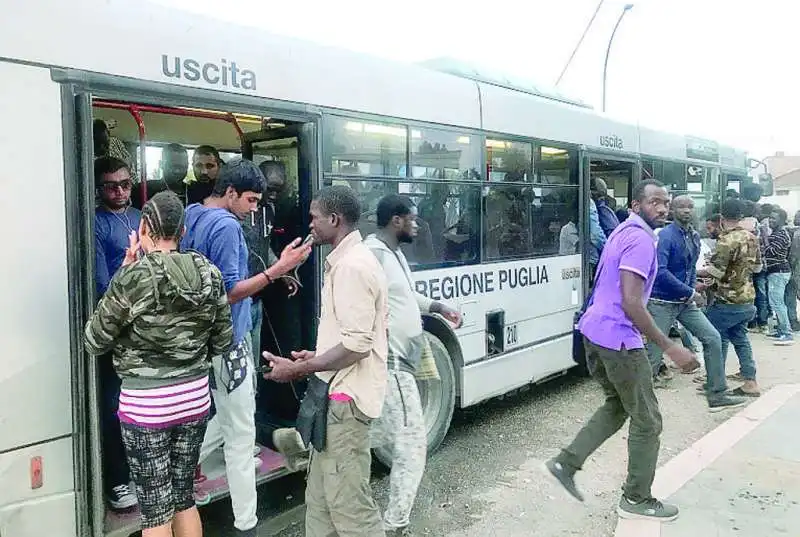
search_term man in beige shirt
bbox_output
[265,185,389,537]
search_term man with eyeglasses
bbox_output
[93,155,141,511]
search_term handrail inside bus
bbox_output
[92,100,246,202]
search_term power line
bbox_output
[555,0,605,87]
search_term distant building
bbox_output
[759,152,800,214]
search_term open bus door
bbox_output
[241,124,321,448]
[573,153,637,374]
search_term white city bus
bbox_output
[0,1,751,536]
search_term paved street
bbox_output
[202,332,800,537]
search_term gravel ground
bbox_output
[202,332,800,537]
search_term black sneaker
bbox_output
[108,484,138,510]
[543,459,584,502]
[235,527,258,537]
[708,395,747,413]
[617,496,679,521]
[653,376,672,389]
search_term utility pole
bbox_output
[555,0,605,87]
[602,3,634,112]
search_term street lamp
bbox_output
[747,157,774,197]
[602,3,634,113]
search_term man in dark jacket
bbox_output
[764,207,794,344]
[252,161,307,426]
[645,196,744,410]
[591,177,620,238]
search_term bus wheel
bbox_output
[373,332,456,468]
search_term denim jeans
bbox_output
[767,272,791,336]
[646,300,727,398]
[705,303,757,381]
[677,323,697,351]
[785,278,798,326]
[754,272,769,326]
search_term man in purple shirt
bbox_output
[545,179,698,522]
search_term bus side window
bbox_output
[484,184,534,259]
[420,184,480,266]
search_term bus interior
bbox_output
[90,98,319,534]
[591,158,635,215]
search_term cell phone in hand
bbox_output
[255,363,273,374]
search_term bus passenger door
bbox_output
[241,123,319,443]
[580,152,592,299]
[585,154,636,280]
[0,63,89,537]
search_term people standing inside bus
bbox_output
[181,159,311,537]
[252,161,302,353]
[591,177,620,238]
[545,179,698,522]
[134,143,190,207]
[264,185,389,537]
[558,218,579,255]
[698,199,762,397]
[587,196,606,282]
[255,161,307,425]
[93,119,138,179]
[240,170,301,380]
[418,184,448,257]
[160,143,189,191]
[94,156,142,511]
[364,194,462,535]
[84,191,233,537]
[646,196,745,410]
[186,145,223,205]
[763,207,794,344]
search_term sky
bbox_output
[154,0,798,159]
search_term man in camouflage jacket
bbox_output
[699,199,762,397]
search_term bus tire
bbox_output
[373,332,456,468]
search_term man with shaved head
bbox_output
[591,177,620,238]
[647,195,745,411]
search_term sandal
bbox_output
[729,386,760,398]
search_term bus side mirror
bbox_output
[758,173,774,197]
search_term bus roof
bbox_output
[418,57,591,109]
[0,0,747,170]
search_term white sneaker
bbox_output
[108,484,138,510]
[273,428,308,472]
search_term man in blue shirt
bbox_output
[588,198,606,281]
[591,177,620,238]
[645,196,744,411]
[182,159,310,536]
[93,156,141,510]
